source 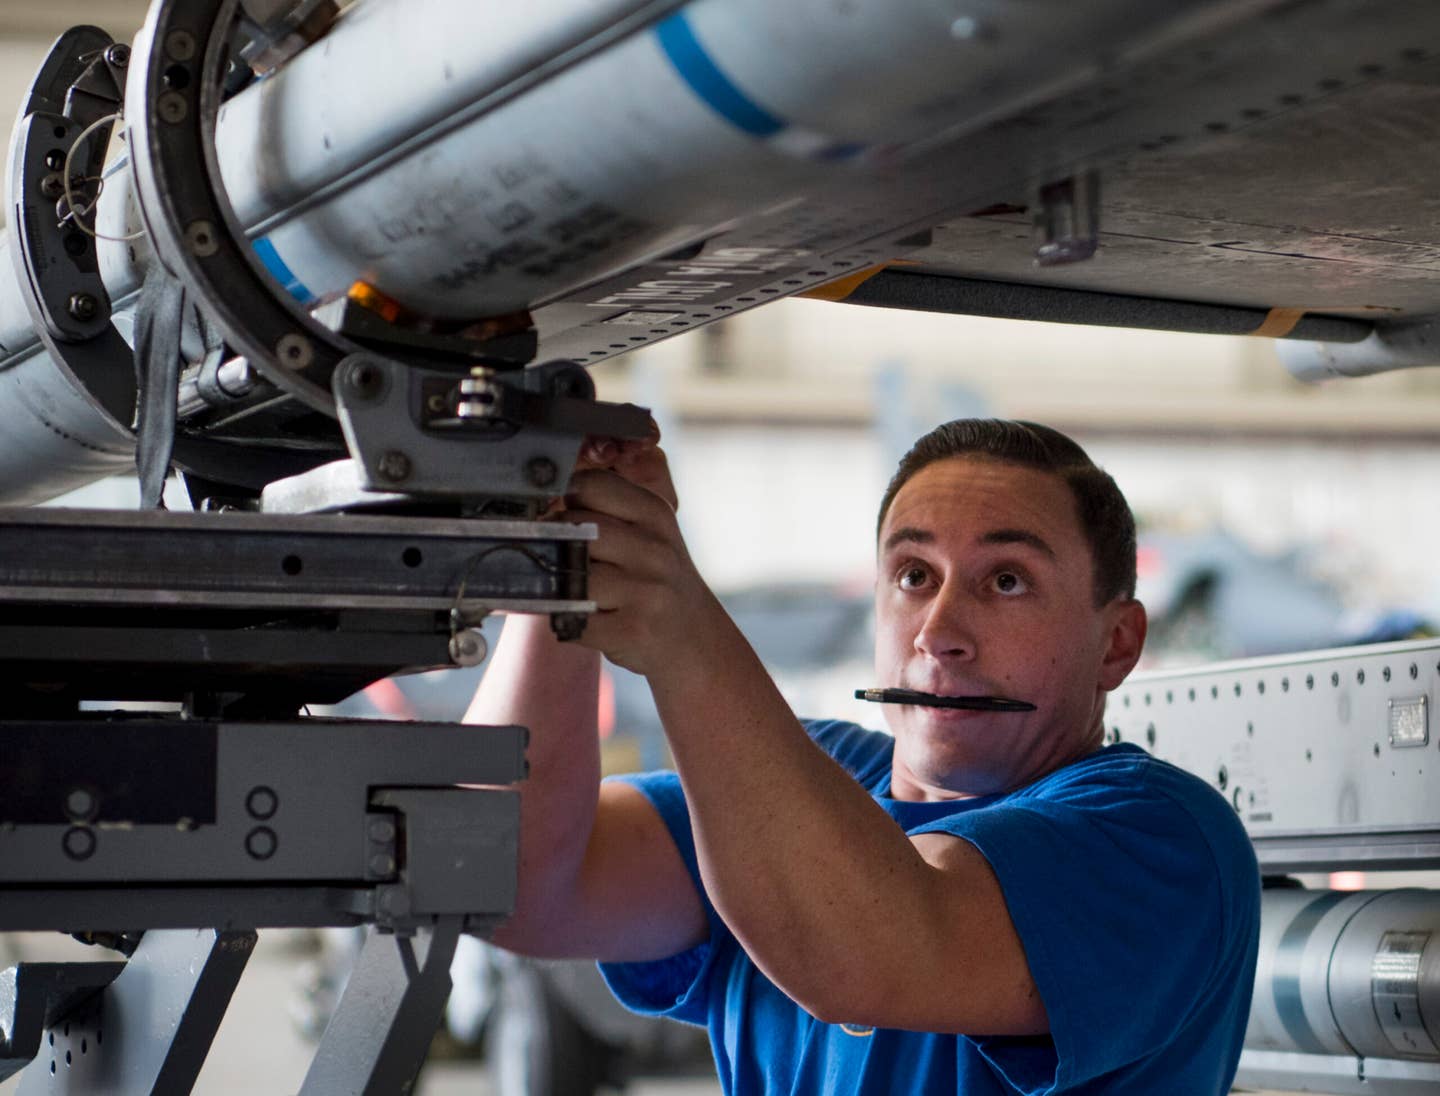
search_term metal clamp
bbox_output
[125,0,355,415]
[6,26,137,427]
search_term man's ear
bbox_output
[1098,598,1147,691]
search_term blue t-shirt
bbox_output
[600,720,1260,1095]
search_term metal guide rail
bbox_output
[0,507,592,611]
[1111,637,1440,872]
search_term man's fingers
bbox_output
[574,418,677,511]
[578,417,661,471]
[567,469,677,528]
[577,436,620,470]
[612,444,679,511]
[580,559,632,612]
[562,509,667,568]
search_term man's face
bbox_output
[874,456,1144,801]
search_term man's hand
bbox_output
[562,453,724,677]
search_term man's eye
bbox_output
[993,571,1028,596]
[898,566,930,590]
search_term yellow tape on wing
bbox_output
[1249,307,1307,338]
[799,264,893,302]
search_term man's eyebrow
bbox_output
[881,526,933,553]
[981,528,1057,560]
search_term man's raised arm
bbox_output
[467,438,706,962]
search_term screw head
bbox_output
[449,629,488,667]
[165,30,197,62]
[369,853,397,877]
[526,456,559,489]
[368,818,396,843]
[550,613,586,643]
[376,450,412,483]
[950,16,987,39]
[342,359,386,402]
[40,172,65,200]
[67,293,99,321]
[105,44,131,68]
[276,333,314,371]
[65,788,96,821]
[185,219,218,257]
[158,90,189,125]
[377,886,412,919]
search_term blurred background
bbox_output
[5,4,1440,1094]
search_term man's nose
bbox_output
[913,584,976,661]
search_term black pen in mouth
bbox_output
[854,687,1036,713]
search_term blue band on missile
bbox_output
[253,236,315,304]
[655,12,785,137]
[1272,890,1352,1055]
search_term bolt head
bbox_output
[550,613,586,643]
[165,30,197,62]
[449,629,488,667]
[376,450,412,483]
[950,15,995,40]
[342,360,386,402]
[65,788,96,821]
[526,456,559,489]
[106,44,131,68]
[276,333,315,371]
[158,91,189,125]
[67,293,100,321]
[185,219,219,257]
[40,173,65,200]
[377,886,412,918]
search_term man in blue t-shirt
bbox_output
[470,419,1261,1094]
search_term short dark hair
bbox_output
[877,419,1136,606]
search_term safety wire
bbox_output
[61,110,147,243]
[448,543,584,641]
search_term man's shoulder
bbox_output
[1027,742,1221,806]
[1019,744,1259,876]
[802,719,894,789]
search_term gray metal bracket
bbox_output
[5,25,136,427]
[0,963,125,1082]
[332,354,652,499]
[369,789,521,935]
[14,930,254,1095]
[300,918,463,1096]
